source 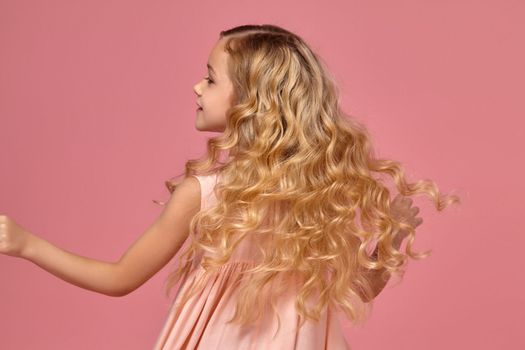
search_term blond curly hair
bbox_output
[155,24,460,331]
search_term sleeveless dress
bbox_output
[152,172,351,349]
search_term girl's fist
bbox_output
[0,215,33,258]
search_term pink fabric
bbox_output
[153,172,351,349]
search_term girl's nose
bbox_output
[193,82,201,96]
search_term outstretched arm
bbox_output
[12,175,201,297]
[22,235,121,296]
[113,176,200,296]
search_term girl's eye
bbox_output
[204,76,214,85]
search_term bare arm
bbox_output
[20,175,201,297]
[357,195,423,302]
[113,176,200,296]
[22,236,121,296]
[357,236,402,303]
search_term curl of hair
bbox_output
[152,24,461,331]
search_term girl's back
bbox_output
[153,171,351,350]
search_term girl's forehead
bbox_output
[207,40,229,75]
[209,39,227,62]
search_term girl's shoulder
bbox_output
[191,171,219,190]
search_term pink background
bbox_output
[1,0,523,349]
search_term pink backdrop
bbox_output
[1,0,523,349]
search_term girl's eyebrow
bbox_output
[207,63,216,76]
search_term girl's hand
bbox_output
[390,194,423,247]
[0,215,33,258]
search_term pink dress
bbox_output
[153,172,351,349]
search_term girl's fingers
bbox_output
[412,217,423,227]
[391,197,423,229]
[390,196,423,234]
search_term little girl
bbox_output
[0,24,460,349]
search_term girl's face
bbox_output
[193,38,235,133]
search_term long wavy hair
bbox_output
[154,24,461,331]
